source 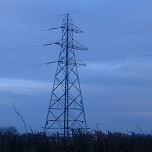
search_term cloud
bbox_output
[82,58,152,83]
[0,78,52,95]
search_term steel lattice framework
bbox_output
[44,14,87,137]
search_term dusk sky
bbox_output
[1,0,152,134]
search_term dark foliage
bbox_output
[0,130,152,152]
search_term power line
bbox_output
[0,61,56,70]
[1,8,152,38]
[0,27,152,52]
[1,53,152,70]
[0,46,40,52]
[0,29,49,38]
[68,0,121,14]
[1,28,152,52]
[0,14,62,26]
[0,43,54,52]
[0,27,60,38]
[1,26,152,52]
[78,9,152,25]
[80,28,152,41]
[0,0,121,25]
[0,27,62,38]
[84,54,152,62]
[0,63,42,70]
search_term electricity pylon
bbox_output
[44,14,87,137]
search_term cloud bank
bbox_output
[0,78,52,95]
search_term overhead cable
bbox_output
[80,29,152,41]
[0,0,121,25]
[0,29,49,38]
[0,14,62,26]
[0,43,54,52]
[0,62,56,70]
[68,0,121,14]
[78,9,152,25]
[0,54,152,70]
[1,28,152,52]
[1,8,152,38]
[84,54,152,62]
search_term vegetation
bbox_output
[0,126,18,134]
[0,130,152,152]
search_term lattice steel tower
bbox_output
[44,14,87,137]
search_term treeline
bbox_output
[0,130,152,152]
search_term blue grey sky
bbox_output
[0,0,152,134]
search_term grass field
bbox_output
[0,130,152,152]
